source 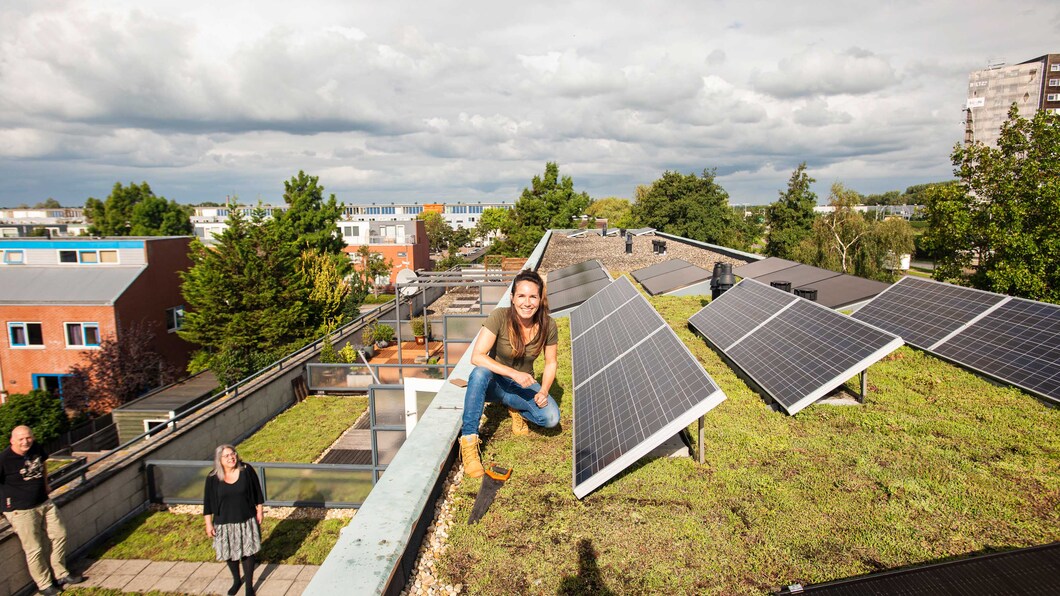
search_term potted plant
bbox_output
[410,316,432,345]
[373,323,395,348]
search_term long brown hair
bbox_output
[507,269,550,359]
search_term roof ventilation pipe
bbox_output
[794,288,818,302]
[770,281,792,293]
[625,232,633,254]
[711,262,735,299]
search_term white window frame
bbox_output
[1050,79,1060,87]
[166,306,185,333]
[1051,64,1060,72]
[2,250,24,264]
[57,249,119,264]
[8,322,44,348]
[1048,94,1060,102]
[143,415,175,440]
[64,322,101,348]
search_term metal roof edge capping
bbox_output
[689,278,903,416]
[570,276,726,499]
[853,276,1060,405]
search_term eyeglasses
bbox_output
[221,452,238,459]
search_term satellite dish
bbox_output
[396,268,419,297]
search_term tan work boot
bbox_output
[509,407,529,436]
[460,434,484,478]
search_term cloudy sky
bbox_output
[1,1,1056,207]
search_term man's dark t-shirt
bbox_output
[0,443,48,512]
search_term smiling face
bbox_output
[220,447,239,470]
[10,426,34,456]
[511,279,542,322]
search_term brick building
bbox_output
[342,219,431,288]
[0,237,194,402]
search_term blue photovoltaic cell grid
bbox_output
[573,329,721,487]
[934,298,1060,403]
[726,299,901,412]
[852,277,1005,348]
[572,297,662,387]
[570,277,639,338]
[688,279,796,350]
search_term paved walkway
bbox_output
[75,559,318,595]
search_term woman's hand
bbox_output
[511,371,535,388]
[534,391,548,408]
[205,522,215,538]
[256,508,264,526]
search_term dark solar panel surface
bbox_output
[754,264,842,288]
[547,259,602,282]
[549,278,612,313]
[546,267,609,294]
[726,300,902,413]
[798,274,891,309]
[572,325,723,494]
[733,257,800,278]
[852,277,1006,348]
[934,298,1060,403]
[640,266,712,296]
[572,297,662,387]
[319,449,372,465]
[630,259,692,282]
[689,279,796,351]
[789,542,1060,595]
[570,276,639,338]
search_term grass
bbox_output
[87,511,344,565]
[237,395,367,462]
[437,293,1060,595]
[363,293,397,304]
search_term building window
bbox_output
[1048,94,1060,102]
[3,250,24,264]
[65,322,101,347]
[166,306,185,332]
[1052,64,1060,72]
[397,252,407,257]
[342,225,360,237]
[381,207,395,215]
[33,374,71,397]
[9,322,44,347]
[58,249,118,264]
[1050,79,1060,87]
[405,206,423,215]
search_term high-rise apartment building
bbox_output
[965,53,1060,147]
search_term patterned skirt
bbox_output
[213,517,261,561]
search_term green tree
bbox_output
[585,197,635,228]
[857,217,916,281]
[351,245,393,298]
[805,183,868,274]
[495,162,591,256]
[0,390,69,446]
[766,163,818,259]
[85,182,191,236]
[924,105,1060,301]
[475,207,514,241]
[35,198,62,208]
[418,211,453,253]
[180,208,313,385]
[632,169,746,247]
[275,171,345,256]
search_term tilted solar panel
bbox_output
[725,299,903,414]
[630,259,693,282]
[547,259,603,283]
[851,277,1005,348]
[549,278,613,314]
[689,279,903,415]
[569,275,639,339]
[933,298,1060,404]
[640,266,712,296]
[570,277,726,498]
[546,267,609,294]
[733,257,800,279]
[688,279,797,351]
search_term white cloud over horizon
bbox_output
[0,0,1057,206]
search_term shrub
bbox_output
[318,340,341,364]
[338,342,360,363]
[0,390,70,445]
[373,324,395,344]
[410,317,432,338]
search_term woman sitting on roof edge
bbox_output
[460,269,560,477]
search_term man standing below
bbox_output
[1,426,84,595]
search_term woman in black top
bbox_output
[203,444,264,596]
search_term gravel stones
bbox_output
[539,234,750,278]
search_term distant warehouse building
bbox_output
[0,237,194,402]
[965,53,1060,147]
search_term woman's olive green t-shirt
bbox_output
[483,307,558,374]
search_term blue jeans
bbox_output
[461,366,560,436]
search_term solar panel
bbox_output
[547,259,603,283]
[639,267,712,296]
[733,257,800,278]
[852,277,1006,348]
[569,275,639,338]
[549,278,613,313]
[570,277,726,498]
[546,267,609,294]
[782,541,1060,595]
[932,298,1060,403]
[796,274,891,309]
[631,259,693,282]
[754,264,842,288]
[852,276,1060,405]
[688,279,796,351]
[689,279,903,415]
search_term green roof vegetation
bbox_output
[438,294,1060,595]
[237,395,367,463]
